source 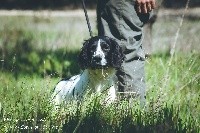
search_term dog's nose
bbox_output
[92,56,101,63]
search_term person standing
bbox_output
[97,0,156,105]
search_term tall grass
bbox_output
[0,53,199,132]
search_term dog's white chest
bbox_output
[52,69,117,105]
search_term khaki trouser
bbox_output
[97,0,152,104]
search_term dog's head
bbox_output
[78,36,125,70]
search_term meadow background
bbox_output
[0,1,200,132]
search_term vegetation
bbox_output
[0,53,199,132]
[0,29,80,78]
[0,16,97,78]
[0,13,199,132]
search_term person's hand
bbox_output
[136,0,156,14]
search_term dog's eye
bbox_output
[90,45,96,52]
[101,43,110,51]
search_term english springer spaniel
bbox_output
[52,36,124,105]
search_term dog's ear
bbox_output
[109,38,125,69]
[78,40,90,70]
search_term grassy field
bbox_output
[0,53,199,132]
[0,11,200,132]
[152,15,200,53]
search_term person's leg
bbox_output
[97,0,152,105]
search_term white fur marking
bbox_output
[93,39,107,65]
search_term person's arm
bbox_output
[136,0,156,13]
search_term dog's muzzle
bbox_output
[91,56,108,69]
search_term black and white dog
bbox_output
[52,36,124,105]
